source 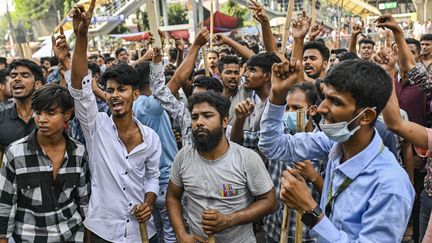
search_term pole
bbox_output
[311,0,317,27]
[209,0,214,50]
[281,0,294,56]
[294,109,305,243]
[139,222,149,243]
[6,0,17,56]
[146,0,162,48]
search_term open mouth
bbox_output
[304,66,314,74]
[110,100,124,111]
[12,84,25,93]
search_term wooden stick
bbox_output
[280,205,290,243]
[208,235,216,243]
[209,0,214,50]
[146,0,162,48]
[311,0,317,27]
[202,47,210,77]
[139,222,149,243]
[281,0,294,56]
[294,109,305,243]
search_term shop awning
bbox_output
[327,0,382,17]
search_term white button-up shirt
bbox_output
[67,70,161,242]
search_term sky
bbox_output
[0,0,14,15]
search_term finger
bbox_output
[194,236,208,243]
[288,168,304,181]
[59,26,64,36]
[51,35,56,47]
[88,0,96,13]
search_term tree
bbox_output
[167,3,188,25]
[220,0,249,27]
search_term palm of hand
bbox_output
[292,20,310,39]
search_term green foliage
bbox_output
[167,3,188,25]
[220,0,249,27]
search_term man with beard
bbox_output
[0,59,44,151]
[0,69,13,111]
[420,34,432,73]
[303,41,329,81]
[166,91,276,243]
[358,38,375,61]
[68,2,161,242]
[219,55,241,99]
[206,50,219,77]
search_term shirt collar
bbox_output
[330,129,384,180]
[27,129,78,156]
[9,104,19,120]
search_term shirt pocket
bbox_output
[17,177,43,207]
[60,173,81,203]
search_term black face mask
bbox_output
[192,126,224,152]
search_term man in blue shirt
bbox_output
[259,59,415,242]
[133,61,178,242]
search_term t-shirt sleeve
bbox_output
[170,149,184,186]
[415,128,432,158]
[244,149,274,196]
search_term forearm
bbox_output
[393,29,416,72]
[310,173,324,193]
[71,35,89,90]
[0,238,8,243]
[292,38,305,81]
[348,34,358,54]
[262,21,277,53]
[227,189,276,227]
[176,50,184,67]
[402,141,414,185]
[166,194,188,238]
[92,85,106,100]
[144,192,157,205]
[230,118,246,144]
[168,44,200,94]
[225,38,254,59]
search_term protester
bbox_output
[0,70,13,111]
[0,85,90,242]
[67,2,160,242]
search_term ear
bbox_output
[359,108,377,126]
[34,80,43,90]
[322,60,328,71]
[0,83,4,90]
[308,105,318,117]
[222,116,228,129]
[264,72,271,82]
[64,109,73,122]
[133,88,140,101]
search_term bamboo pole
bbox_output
[208,235,216,243]
[311,0,317,27]
[139,222,149,243]
[281,0,294,56]
[279,205,290,243]
[294,109,305,243]
[209,0,214,50]
[146,0,162,49]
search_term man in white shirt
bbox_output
[67,2,161,242]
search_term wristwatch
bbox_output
[301,205,322,228]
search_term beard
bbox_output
[192,126,224,152]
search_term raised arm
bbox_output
[214,34,254,60]
[291,11,311,82]
[249,0,277,53]
[167,27,209,95]
[230,99,254,145]
[348,22,363,54]
[174,36,185,67]
[70,0,96,90]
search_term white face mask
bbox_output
[319,107,375,143]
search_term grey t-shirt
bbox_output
[170,141,273,243]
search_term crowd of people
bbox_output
[0,0,432,242]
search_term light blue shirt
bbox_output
[133,95,178,185]
[258,102,415,242]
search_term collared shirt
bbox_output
[0,130,90,242]
[133,94,178,185]
[67,70,161,243]
[0,99,14,112]
[407,62,432,94]
[259,102,415,242]
[149,63,192,146]
[0,104,36,151]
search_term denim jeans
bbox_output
[152,183,176,243]
[420,190,432,242]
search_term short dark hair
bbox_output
[288,82,318,107]
[421,34,432,42]
[88,62,101,77]
[40,57,50,65]
[246,52,281,73]
[323,59,392,121]
[32,84,74,113]
[359,38,375,47]
[406,38,421,52]
[192,76,223,93]
[9,59,45,84]
[0,57,6,66]
[0,69,7,85]
[336,52,359,62]
[188,90,231,119]
[250,43,259,54]
[115,48,127,57]
[168,48,178,60]
[303,41,330,61]
[330,48,347,55]
[217,55,240,73]
[207,50,219,58]
[135,61,151,90]
[101,63,140,89]
[105,57,115,63]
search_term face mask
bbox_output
[283,106,313,133]
[320,107,374,143]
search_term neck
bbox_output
[210,67,218,75]
[113,113,135,133]
[198,137,229,161]
[223,87,237,98]
[341,126,374,163]
[15,97,33,120]
[0,93,6,102]
[36,130,66,148]
[255,83,271,101]
[422,53,432,61]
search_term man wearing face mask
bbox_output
[259,59,415,242]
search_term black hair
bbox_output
[8,59,45,84]
[303,41,330,61]
[359,38,375,47]
[0,69,7,85]
[217,55,240,73]
[421,34,432,42]
[219,48,232,55]
[237,40,250,49]
[105,57,115,63]
[101,63,140,89]
[288,82,318,107]
[39,65,48,73]
[88,54,98,60]
[406,38,421,52]
[40,57,50,65]
[115,48,127,57]
[315,38,325,45]
[207,50,219,58]
[0,57,6,66]
[32,84,74,113]
[88,62,101,78]
[323,59,392,123]
[188,90,231,119]
[168,48,178,60]
[192,76,223,93]
[331,48,347,55]
[250,43,259,54]
[336,52,359,62]
[135,62,151,90]
[191,68,206,80]
[246,52,281,73]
